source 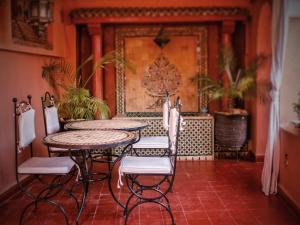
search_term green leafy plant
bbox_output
[196,47,267,112]
[293,92,300,120]
[57,87,109,120]
[42,51,135,120]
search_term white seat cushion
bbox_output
[132,136,169,149]
[163,98,170,131]
[169,108,180,153]
[18,157,75,174]
[120,156,172,175]
[49,147,71,152]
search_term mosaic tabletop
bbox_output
[43,130,136,150]
[64,119,148,131]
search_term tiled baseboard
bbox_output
[177,155,214,160]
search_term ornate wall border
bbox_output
[115,25,208,117]
[70,7,249,20]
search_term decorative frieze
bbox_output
[70,7,249,20]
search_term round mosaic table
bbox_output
[43,130,135,225]
[43,130,135,150]
[63,120,149,211]
[64,119,148,131]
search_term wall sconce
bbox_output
[11,0,54,48]
[28,0,54,37]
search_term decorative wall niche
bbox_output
[115,25,208,117]
[11,0,54,49]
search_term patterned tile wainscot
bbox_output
[113,116,214,159]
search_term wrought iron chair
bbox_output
[41,92,112,182]
[119,97,182,225]
[131,93,171,155]
[41,91,67,156]
[13,95,79,225]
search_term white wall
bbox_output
[280,18,300,123]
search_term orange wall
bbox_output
[0,52,54,194]
[240,0,272,160]
[248,1,272,159]
[0,0,76,196]
[0,0,270,196]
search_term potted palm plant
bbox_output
[197,47,267,152]
[42,52,134,120]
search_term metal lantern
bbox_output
[29,0,54,36]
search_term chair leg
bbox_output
[17,174,78,225]
[124,175,176,225]
[124,192,135,216]
[19,198,70,225]
[124,199,140,225]
[159,195,176,225]
[124,196,176,225]
[75,161,89,225]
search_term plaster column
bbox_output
[88,23,103,99]
[221,20,235,111]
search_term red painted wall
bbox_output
[0,0,272,197]
[0,0,75,196]
[248,1,272,160]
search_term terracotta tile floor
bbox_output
[1,160,300,225]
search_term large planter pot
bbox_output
[214,111,248,149]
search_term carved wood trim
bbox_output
[70,7,249,24]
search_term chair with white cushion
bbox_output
[42,92,110,182]
[119,97,182,225]
[41,92,69,156]
[131,93,170,155]
[13,95,78,225]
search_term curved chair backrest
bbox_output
[163,92,171,131]
[168,97,182,173]
[41,92,60,135]
[13,95,35,168]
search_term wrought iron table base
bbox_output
[71,143,134,224]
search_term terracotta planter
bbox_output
[214,111,248,149]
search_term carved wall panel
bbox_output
[115,25,208,117]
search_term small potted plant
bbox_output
[292,92,300,127]
[42,52,134,120]
[196,47,268,151]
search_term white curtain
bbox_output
[261,0,289,196]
